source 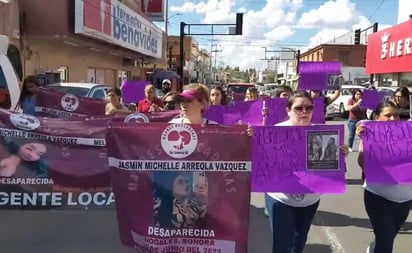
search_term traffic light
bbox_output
[373,22,378,33]
[235,13,243,35]
[354,29,361,45]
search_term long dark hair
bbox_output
[351,89,362,100]
[15,75,40,110]
[210,86,228,105]
[6,138,48,178]
[372,101,399,118]
[274,85,293,98]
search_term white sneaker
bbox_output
[264,207,269,216]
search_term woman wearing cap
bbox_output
[169,84,217,124]
[137,84,164,113]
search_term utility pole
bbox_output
[210,44,221,82]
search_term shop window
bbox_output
[57,67,68,82]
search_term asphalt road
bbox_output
[0,118,411,253]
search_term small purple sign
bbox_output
[251,124,346,193]
[121,80,149,104]
[298,61,341,90]
[362,120,412,184]
[360,89,381,110]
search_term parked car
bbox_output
[46,82,110,99]
[328,85,366,117]
[226,83,256,102]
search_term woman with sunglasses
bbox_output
[265,90,348,253]
[392,87,410,120]
[347,89,366,152]
[357,101,412,253]
[162,91,179,111]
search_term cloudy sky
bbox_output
[160,0,399,70]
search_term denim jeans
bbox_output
[364,190,412,253]
[347,119,358,148]
[265,194,320,253]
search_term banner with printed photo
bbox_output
[107,123,251,253]
[251,124,345,193]
[35,88,106,118]
[204,98,325,126]
[361,120,412,184]
[0,109,112,209]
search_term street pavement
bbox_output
[0,119,411,253]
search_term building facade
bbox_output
[0,0,165,87]
[300,44,369,84]
[366,19,412,87]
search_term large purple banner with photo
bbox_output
[361,120,412,184]
[251,124,345,193]
[107,123,251,253]
[0,109,112,209]
[204,98,325,126]
[299,61,341,90]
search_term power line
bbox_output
[367,0,385,21]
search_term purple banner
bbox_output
[360,89,381,110]
[107,123,251,253]
[204,98,325,126]
[298,61,341,90]
[251,124,345,193]
[0,109,112,209]
[362,120,412,184]
[121,80,149,104]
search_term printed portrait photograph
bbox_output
[0,137,49,178]
[306,131,339,171]
[327,74,341,91]
[153,171,208,229]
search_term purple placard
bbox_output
[360,89,381,110]
[120,80,149,104]
[362,120,412,184]
[234,100,265,125]
[203,104,241,125]
[251,124,346,193]
[298,61,341,90]
[312,97,325,124]
[264,98,288,125]
[299,61,341,73]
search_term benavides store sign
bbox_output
[366,19,412,74]
[74,0,163,59]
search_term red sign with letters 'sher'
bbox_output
[366,19,412,74]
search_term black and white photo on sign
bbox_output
[306,131,339,171]
[409,95,412,120]
[327,74,342,91]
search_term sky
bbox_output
[157,0,400,70]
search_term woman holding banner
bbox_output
[210,86,229,106]
[263,91,348,253]
[14,75,41,115]
[357,101,412,253]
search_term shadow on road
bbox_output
[304,243,333,253]
[313,210,372,229]
[248,206,271,252]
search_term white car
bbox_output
[46,82,110,100]
[328,85,366,117]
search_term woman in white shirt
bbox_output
[357,101,412,253]
[264,90,348,253]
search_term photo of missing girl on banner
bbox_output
[0,137,48,178]
[153,171,208,229]
[307,131,339,170]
